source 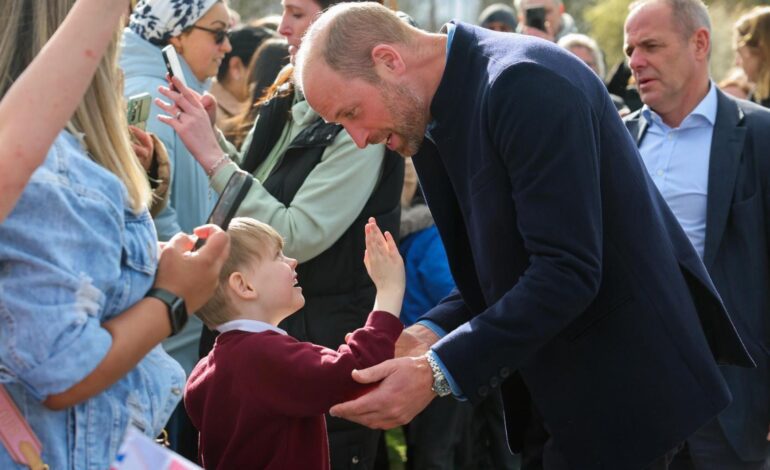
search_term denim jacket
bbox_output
[0,131,185,469]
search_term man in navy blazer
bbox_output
[294,3,754,468]
[624,0,770,467]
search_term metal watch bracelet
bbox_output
[425,350,452,397]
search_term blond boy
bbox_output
[184,217,404,469]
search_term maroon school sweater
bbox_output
[184,311,403,469]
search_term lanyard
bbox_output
[0,385,48,469]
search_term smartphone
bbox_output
[126,92,151,130]
[193,170,253,250]
[525,7,547,33]
[161,45,187,89]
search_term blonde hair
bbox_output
[735,6,770,102]
[196,217,284,328]
[0,0,150,212]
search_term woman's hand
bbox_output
[156,75,224,174]
[154,224,230,312]
[43,225,230,410]
[128,125,154,171]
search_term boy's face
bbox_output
[248,243,305,318]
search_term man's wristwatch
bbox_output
[145,288,188,336]
[425,350,452,397]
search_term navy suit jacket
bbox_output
[414,23,754,469]
[626,91,770,461]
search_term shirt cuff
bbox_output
[428,349,467,401]
[416,319,448,338]
[209,161,239,193]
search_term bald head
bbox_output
[628,0,711,41]
[295,2,415,94]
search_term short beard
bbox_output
[381,81,429,157]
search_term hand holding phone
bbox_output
[162,45,187,90]
[127,92,151,130]
[525,7,548,33]
[193,170,252,250]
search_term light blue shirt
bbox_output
[638,83,717,259]
[0,131,185,469]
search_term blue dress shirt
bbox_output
[638,83,718,259]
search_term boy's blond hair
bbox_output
[196,217,284,327]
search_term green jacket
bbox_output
[213,96,385,263]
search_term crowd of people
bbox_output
[0,0,768,469]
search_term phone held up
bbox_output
[193,170,252,251]
[126,93,152,130]
[161,45,187,90]
[525,6,547,33]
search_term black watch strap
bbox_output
[146,287,188,336]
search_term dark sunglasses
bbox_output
[190,25,230,45]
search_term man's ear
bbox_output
[228,271,259,300]
[371,44,406,77]
[692,27,711,60]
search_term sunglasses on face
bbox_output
[190,25,230,45]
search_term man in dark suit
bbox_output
[294,3,754,468]
[623,1,770,468]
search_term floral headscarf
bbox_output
[129,0,220,45]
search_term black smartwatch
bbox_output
[145,288,188,336]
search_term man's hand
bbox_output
[395,324,439,357]
[330,355,436,429]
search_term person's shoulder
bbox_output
[717,92,770,138]
[204,331,287,372]
[225,330,297,355]
[409,224,440,247]
[731,95,770,124]
[44,131,125,200]
[717,95,770,170]
[486,59,589,110]
[120,29,164,75]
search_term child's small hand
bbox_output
[364,218,405,317]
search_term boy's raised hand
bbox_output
[364,217,405,317]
